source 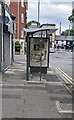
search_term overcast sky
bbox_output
[27,0,74,34]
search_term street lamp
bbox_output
[38,0,40,27]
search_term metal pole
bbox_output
[68,24,70,36]
[46,30,50,68]
[1,2,4,63]
[59,22,61,35]
[26,33,29,81]
[40,31,42,81]
[38,0,40,27]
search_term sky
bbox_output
[27,0,74,35]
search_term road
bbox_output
[49,51,72,78]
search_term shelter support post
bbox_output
[26,34,29,81]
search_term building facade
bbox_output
[9,0,27,54]
[0,1,15,72]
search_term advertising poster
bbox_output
[30,38,48,67]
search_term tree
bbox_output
[15,41,22,52]
[61,29,74,36]
[61,31,65,35]
[68,9,74,23]
[61,29,69,36]
[68,8,74,36]
[70,29,74,36]
[27,20,40,28]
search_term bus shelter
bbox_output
[24,28,57,81]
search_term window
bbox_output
[21,30,24,38]
[21,13,24,23]
[21,0,24,7]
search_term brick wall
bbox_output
[9,2,26,39]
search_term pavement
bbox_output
[0,54,73,119]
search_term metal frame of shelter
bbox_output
[24,28,58,81]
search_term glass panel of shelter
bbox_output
[30,37,48,67]
[30,30,48,68]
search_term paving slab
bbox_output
[1,55,73,119]
[2,89,61,118]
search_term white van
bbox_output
[50,48,55,53]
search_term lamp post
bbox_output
[38,0,40,27]
[68,24,70,36]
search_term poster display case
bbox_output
[30,37,48,67]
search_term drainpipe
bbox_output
[18,0,19,39]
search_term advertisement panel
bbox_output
[30,38,48,67]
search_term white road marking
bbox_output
[5,71,14,74]
[7,69,25,72]
[47,70,54,74]
[25,84,45,87]
[56,101,74,114]
[0,84,25,87]
[46,82,63,85]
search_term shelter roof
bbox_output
[23,28,58,34]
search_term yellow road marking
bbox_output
[57,68,72,80]
[57,68,74,85]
